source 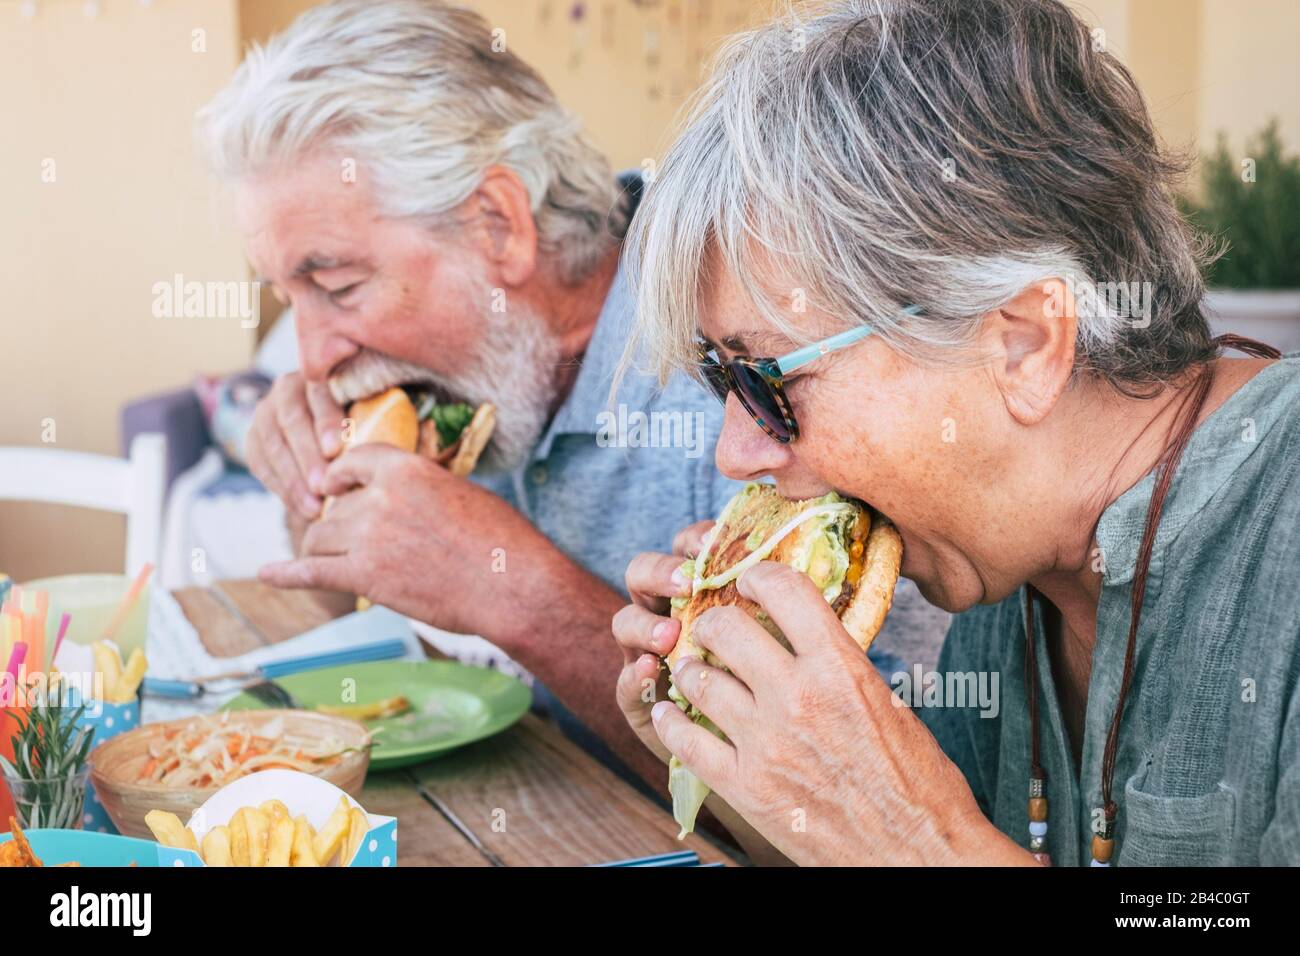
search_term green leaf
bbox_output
[424,402,476,448]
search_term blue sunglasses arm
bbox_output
[776,325,873,374]
[774,305,923,375]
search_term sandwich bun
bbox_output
[342,387,419,452]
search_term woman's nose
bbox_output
[714,393,793,481]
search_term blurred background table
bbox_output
[172,580,740,867]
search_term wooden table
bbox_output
[172,580,741,867]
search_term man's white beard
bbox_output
[328,302,563,474]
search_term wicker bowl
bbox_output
[87,709,371,839]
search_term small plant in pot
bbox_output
[1180,119,1300,351]
[0,695,96,830]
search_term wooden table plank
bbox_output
[357,772,491,867]
[172,586,264,657]
[408,714,737,866]
[179,580,741,867]
[213,579,343,644]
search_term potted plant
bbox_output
[1180,120,1300,352]
[0,696,96,830]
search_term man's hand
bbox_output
[258,443,546,638]
[259,441,671,793]
[245,372,346,521]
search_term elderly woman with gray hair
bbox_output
[612,0,1298,866]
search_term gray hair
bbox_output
[627,0,1218,396]
[198,0,626,285]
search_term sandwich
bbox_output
[340,386,495,478]
[325,385,498,607]
[665,482,904,837]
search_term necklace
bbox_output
[1022,334,1280,867]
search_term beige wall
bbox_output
[1069,0,1300,165]
[242,0,773,171]
[1198,0,1300,152]
[0,0,253,579]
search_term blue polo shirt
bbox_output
[473,261,742,588]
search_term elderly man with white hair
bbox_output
[199,0,945,791]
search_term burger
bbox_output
[340,386,496,477]
[665,482,904,837]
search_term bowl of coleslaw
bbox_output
[86,709,371,840]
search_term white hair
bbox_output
[626,0,1216,394]
[197,0,627,284]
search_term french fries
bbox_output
[291,815,319,867]
[343,807,370,867]
[91,641,147,703]
[311,798,352,866]
[234,806,269,867]
[201,825,233,867]
[144,809,199,854]
[267,815,294,867]
[316,695,411,721]
[144,796,368,867]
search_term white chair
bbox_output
[0,433,166,575]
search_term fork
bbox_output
[242,680,301,709]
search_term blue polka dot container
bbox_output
[75,696,140,834]
[154,768,398,867]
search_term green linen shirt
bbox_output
[919,356,1300,866]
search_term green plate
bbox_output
[223,660,532,771]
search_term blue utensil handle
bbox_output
[592,850,700,867]
[141,677,201,699]
[258,638,408,679]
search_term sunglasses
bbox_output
[696,305,922,443]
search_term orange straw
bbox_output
[32,591,47,675]
[1,610,16,664]
[20,609,33,689]
[100,563,154,644]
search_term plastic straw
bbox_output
[32,591,47,675]
[22,610,37,688]
[1,612,15,666]
[100,563,154,644]
[2,642,26,708]
[52,612,71,667]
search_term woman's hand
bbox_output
[612,521,714,763]
[650,560,1033,866]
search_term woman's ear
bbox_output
[469,165,538,287]
[983,278,1078,425]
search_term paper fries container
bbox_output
[156,769,397,868]
[76,696,141,834]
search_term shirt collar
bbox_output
[531,173,647,462]
[533,263,640,461]
[1095,357,1299,585]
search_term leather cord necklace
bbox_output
[1023,333,1281,866]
